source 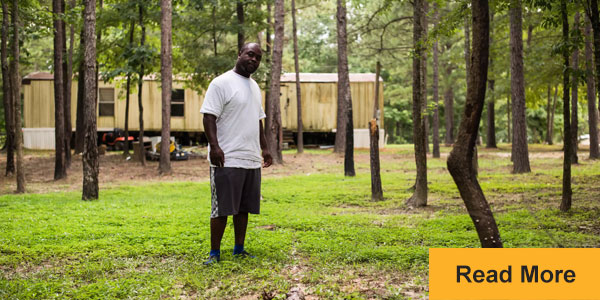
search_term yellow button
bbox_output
[429,248,600,300]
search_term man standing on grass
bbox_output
[200,42,272,265]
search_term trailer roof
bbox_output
[23,72,54,80]
[280,73,383,83]
[23,72,384,83]
[22,72,190,82]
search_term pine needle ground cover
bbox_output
[1,145,599,299]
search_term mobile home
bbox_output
[22,72,384,149]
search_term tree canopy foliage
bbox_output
[0,0,598,151]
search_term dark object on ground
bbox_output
[102,128,134,151]
[146,139,189,161]
[146,149,189,161]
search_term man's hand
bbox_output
[262,150,273,168]
[210,145,225,167]
[203,114,224,167]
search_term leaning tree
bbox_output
[447,0,502,248]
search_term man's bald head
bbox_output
[234,42,262,77]
[239,42,261,56]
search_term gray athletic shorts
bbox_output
[210,167,261,218]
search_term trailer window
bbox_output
[99,88,115,116]
[171,89,184,117]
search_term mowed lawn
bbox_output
[1,145,599,299]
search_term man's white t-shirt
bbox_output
[200,70,266,169]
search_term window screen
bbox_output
[98,88,115,117]
[171,89,184,117]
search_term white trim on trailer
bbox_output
[330,129,386,149]
[23,128,56,150]
[23,127,116,150]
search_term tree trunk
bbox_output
[266,0,284,164]
[447,0,502,248]
[444,51,454,145]
[344,93,355,176]
[138,4,146,166]
[432,5,440,158]
[507,84,511,144]
[264,2,272,137]
[465,16,471,99]
[486,85,496,148]
[337,0,354,176]
[443,84,454,145]
[82,0,98,200]
[1,0,14,176]
[510,0,531,173]
[159,0,172,175]
[526,24,533,49]
[406,0,427,207]
[486,12,496,148]
[212,5,217,56]
[54,0,67,180]
[585,14,600,159]
[75,20,85,154]
[292,0,303,154]
[237,0,244,52]
[64,0,74,168]
[423,0,429,154]
[95,0,102,102]
[571,12,580,164]
[560,0,572,212]
[12,0,24,193]
[590,0,600,159]
[546,84,553,144]
[464,14,479,175]
[551,85,558,143]
[370,61,383,200]
[334,1,348,154]
[123,20,134,157]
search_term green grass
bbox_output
[1,145,599,299]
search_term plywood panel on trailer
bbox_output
[146,81,159,130]
[31,80,56,128]
[111,82,129,130]
[118,85,141,131]
[119,81,154,131]
[184,85,206,131]
[23,84,33,128]
[97,116,114,128]
[70,82,77,129]
[171,117,184,130]
[279,81,383,132]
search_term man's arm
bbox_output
[203,114,224,167]
[259,120,272,168]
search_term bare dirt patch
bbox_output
[0,148,359,195]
